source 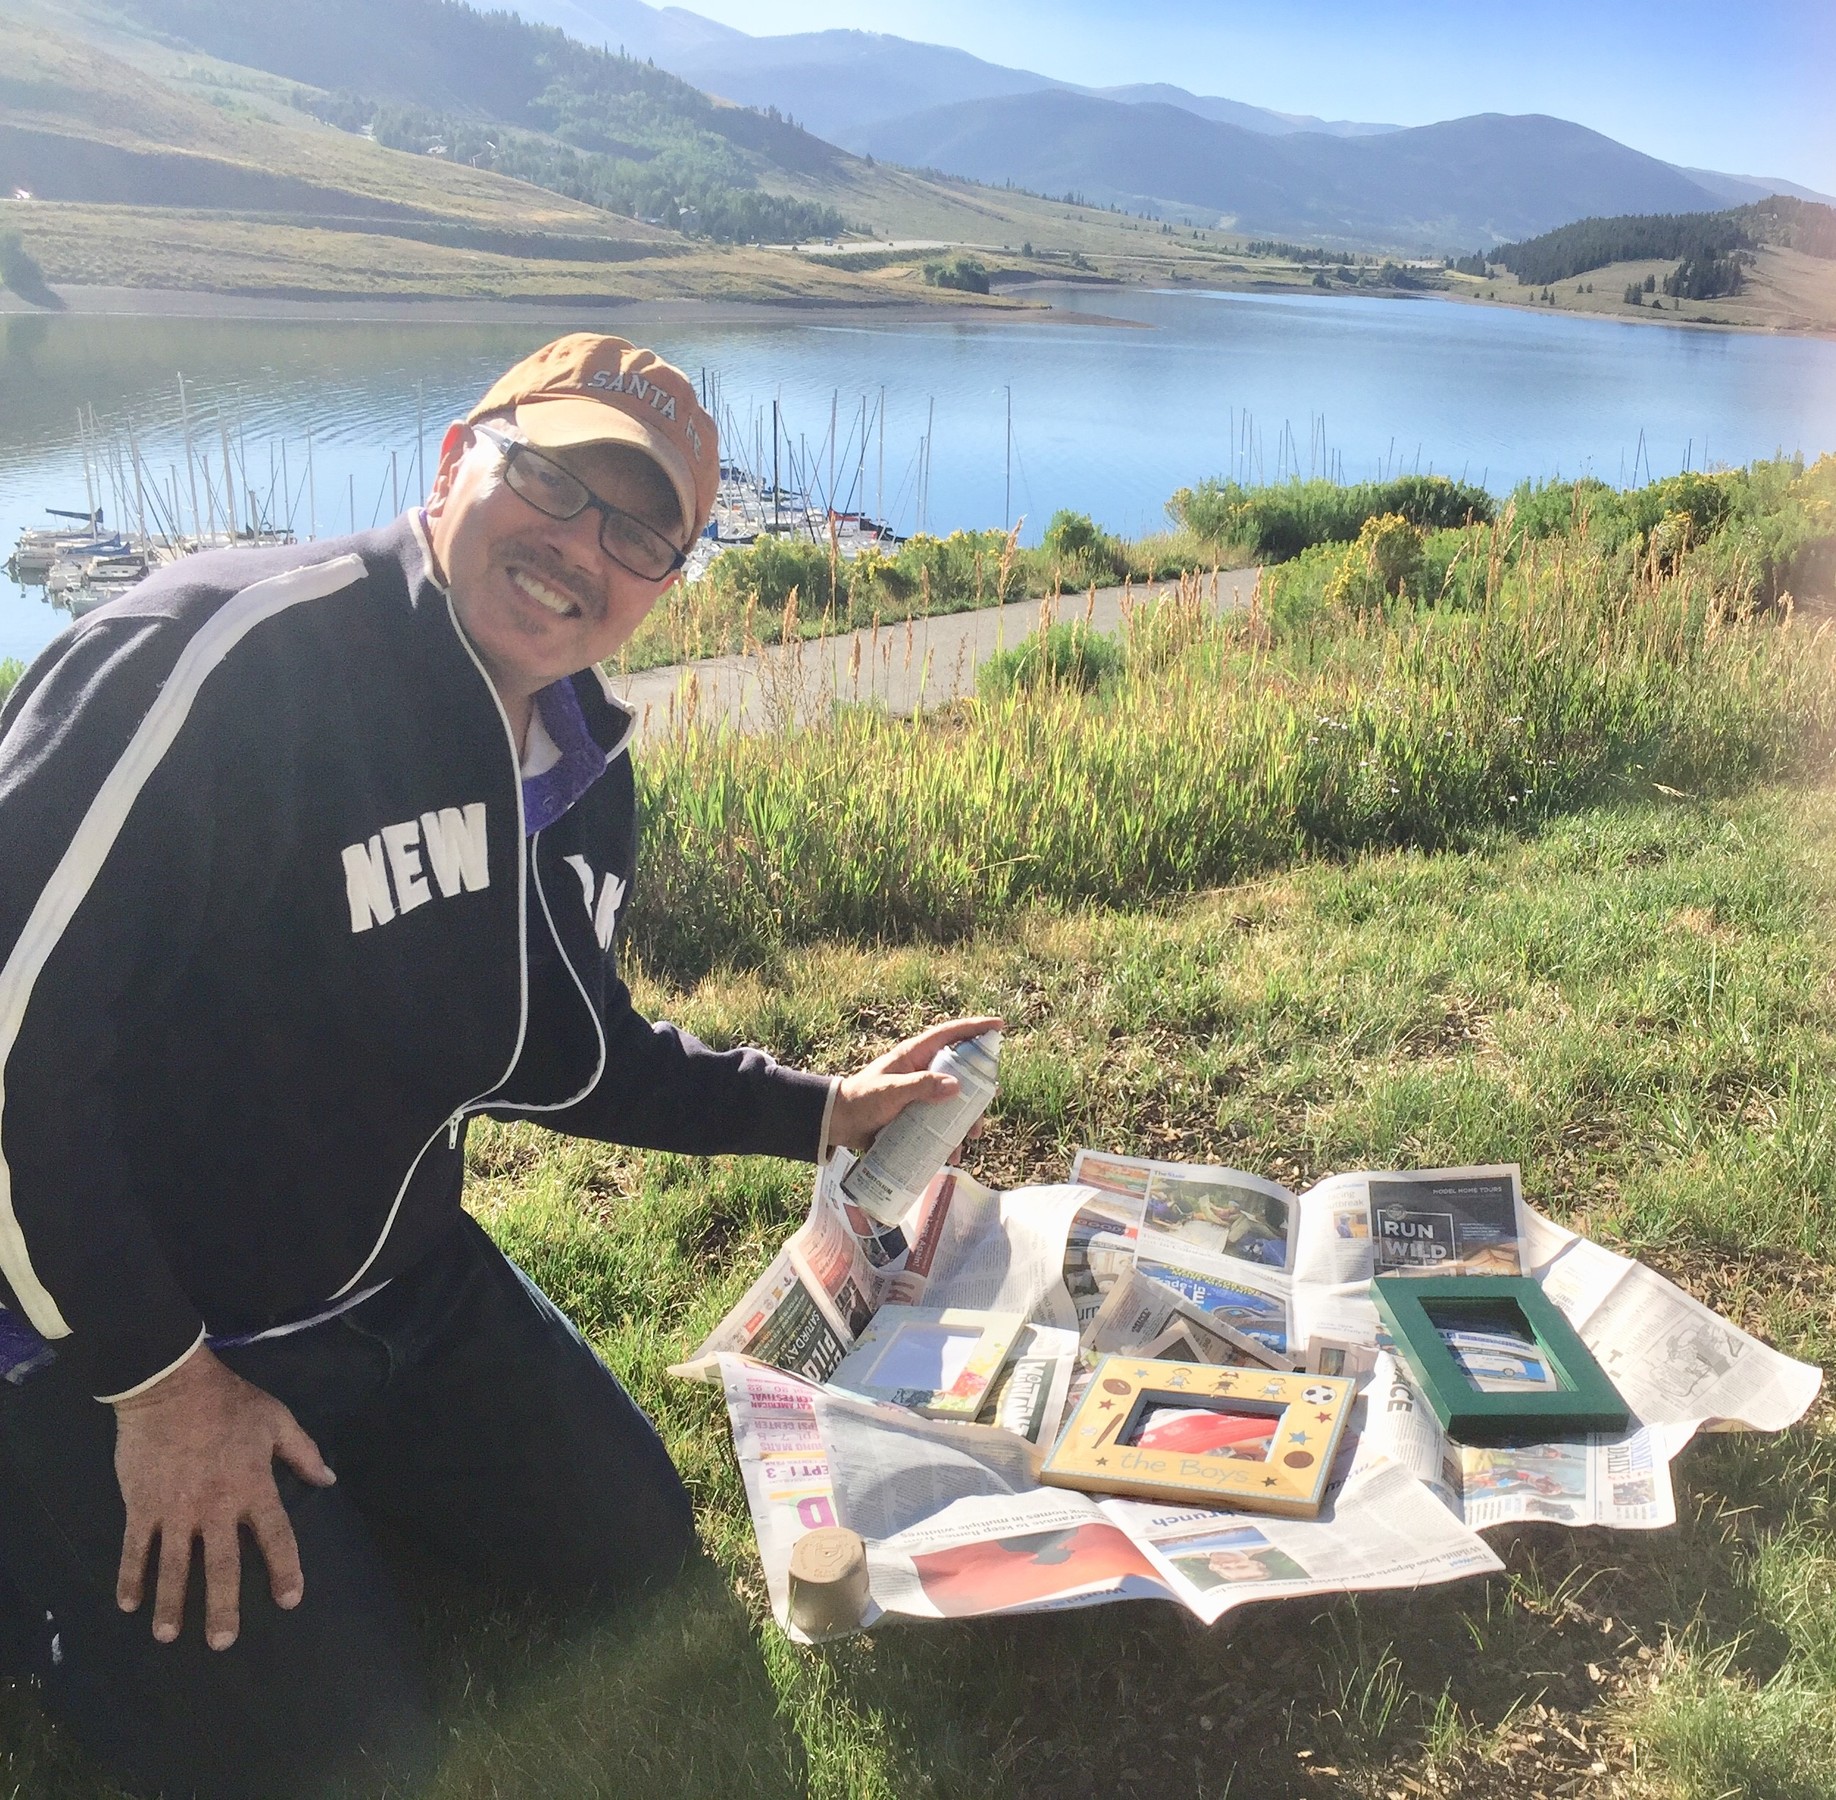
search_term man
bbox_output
[0,334,996,1798]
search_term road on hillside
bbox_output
[609,567,1260,742]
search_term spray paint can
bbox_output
[839,1031,1002,1225]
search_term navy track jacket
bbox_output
[0,518,833,1402]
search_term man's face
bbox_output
[425,421,684,701]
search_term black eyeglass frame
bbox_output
[472,423,689,583]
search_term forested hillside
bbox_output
[1473,196,1836,288]
[114,0,848,242]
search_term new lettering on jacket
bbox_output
[342,804,490,933]
[564,854,625,952]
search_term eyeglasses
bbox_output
[473,424,688,583]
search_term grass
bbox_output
[1453,245,1836,337]
[1,782,1799,1799]
[1170,472,1496,560]
[10,204,985,306]
[627,505,1836,977]
[473,783,1836,1800]
[6,465,1836,1797]
[619,458,1831,681]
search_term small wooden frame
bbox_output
[1372,1274,1629,1445]
[1039,1355,1356,1519]
[828,1306,1024,1419]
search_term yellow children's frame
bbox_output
[1040,1355,1357,1519]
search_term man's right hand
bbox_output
[112,1344,336,1651]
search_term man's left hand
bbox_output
[828,1015,1005,1156]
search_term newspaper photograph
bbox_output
[1362,1354,1683,1530]
[1366,1165,1527,1275]
[1072,1150,1297,1272]
[1062,1189,1146,1330]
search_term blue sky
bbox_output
[679,0,1835,191]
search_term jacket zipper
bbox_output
[329,594,532,1300]
[481,837,608,1117]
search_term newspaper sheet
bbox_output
[1111,1462,1504,1625]
[682,1181,882,1381]
[1077,1156,1529,1354]
[1359,1353,1685,1530]
[885,1171,1087,1327]
[722,1357,1504,1637]
[1062,1190,1146,1331]
[1528,1211,1821,1434]
[683,1161,1088,1377]
[701,1150,1820,1639]
[1071,1150,1297,1273]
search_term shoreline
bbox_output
[0,285,1090,328]
[11,278,1827,341]
[1430,285,1836,341]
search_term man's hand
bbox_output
[112,1344,336,1651]
[828,1015,1005,1155]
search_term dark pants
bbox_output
[0,1214,696,1800]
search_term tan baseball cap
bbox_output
[466,334,719,540]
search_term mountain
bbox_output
[491,0,743,61]
[854,93,1727,248]
[505,1,1821,228]
[1088,84,1399,139]
[1676,167,1836,208]
[503,3,1399,147]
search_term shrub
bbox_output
[1321,514,1426,614]
[0,659,23,706]
[1041,509,1125,582]
[0,232,61,310]
[1169,475,1494,561]
[922,257,991,294]
[976,621,1125,701]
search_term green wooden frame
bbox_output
[1372,1275,1629,1444]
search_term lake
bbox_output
[3,284,1834,662]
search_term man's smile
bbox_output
[507,563,588,621]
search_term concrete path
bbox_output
[609,567,1259,741]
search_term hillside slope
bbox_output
[510,1,1402,148]
[0,7,930,302]
[1448,196,1836,335]
[0,1,1253,302]
[0,9,665,234]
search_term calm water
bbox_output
[3,285,1834,662]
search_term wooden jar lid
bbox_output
[787,1526,870,1640]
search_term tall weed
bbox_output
[628,560,1836,979]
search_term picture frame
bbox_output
[1371,1274,1629,1444]
[1039,1355,1357,1519]
[827,1306,1024,1419]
